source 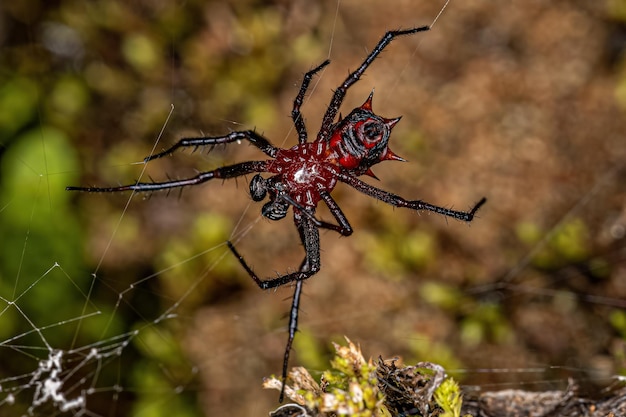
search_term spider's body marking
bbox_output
[67,25,487,403]
[326,93,403,176]
[270,142,338,208]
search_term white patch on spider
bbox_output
[294,165,318,183]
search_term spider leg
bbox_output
[317,26,430,142]
[279,213,319,402]
[227,211,320,289]
[280,279,303,403]
[269,186,352,236]
[227,212,320,402]
[338,173,486,222]
[318,189,353,236]
[274,193,322,226]
[265,188,353,237]
[66,161,268,193]
[292,60,331,144]
[145,130,279,162]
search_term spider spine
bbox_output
[317,26,429,143]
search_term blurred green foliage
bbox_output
[293,327,329,377]
[420,281,512,348]
[130,324,202,417]
[0,77,39,140]
[0,126,84,326]
[516,218,595,269]
[156,212,240,308]
[358,218,437,279]
[407,333,464,373]
[608,0,626,29]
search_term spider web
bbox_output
[1,1,625,416]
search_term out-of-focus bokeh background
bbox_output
[1,0,625,415]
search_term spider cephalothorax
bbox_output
[68,24,486,402]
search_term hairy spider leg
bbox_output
[144,130,279,162]
[144,59,329,165]
[317,189,353,236]
[272,185,353,236]
[292,60,331,144]
[226,210,320,290]
[317,26,430,143]
[226,211,320,401]
[338,172,487,221]
[65,161,268,193]
[281,279,303,403]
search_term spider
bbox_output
[67,25,486,402]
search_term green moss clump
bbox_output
[265,338,467,417]
[433,378,465,417]
[264,338,385,417]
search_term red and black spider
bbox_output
[68,25,486,402]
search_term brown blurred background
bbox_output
[1,0,625,416]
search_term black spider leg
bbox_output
[227,211,320,289]
[227,212,319,402]
[317,26,430,142]
[144,130,279,162]
[337,172,487,222]
[273,189,351,236]
[318,189,353,236]
[66,161,268,193]
[292,60,331,144]
[280,279,303,403]
[261,177,351,237]
[264,193,350,402]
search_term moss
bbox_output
[433,378,465,417]
[265,338,467,417]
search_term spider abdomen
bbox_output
[327,93,403,175]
